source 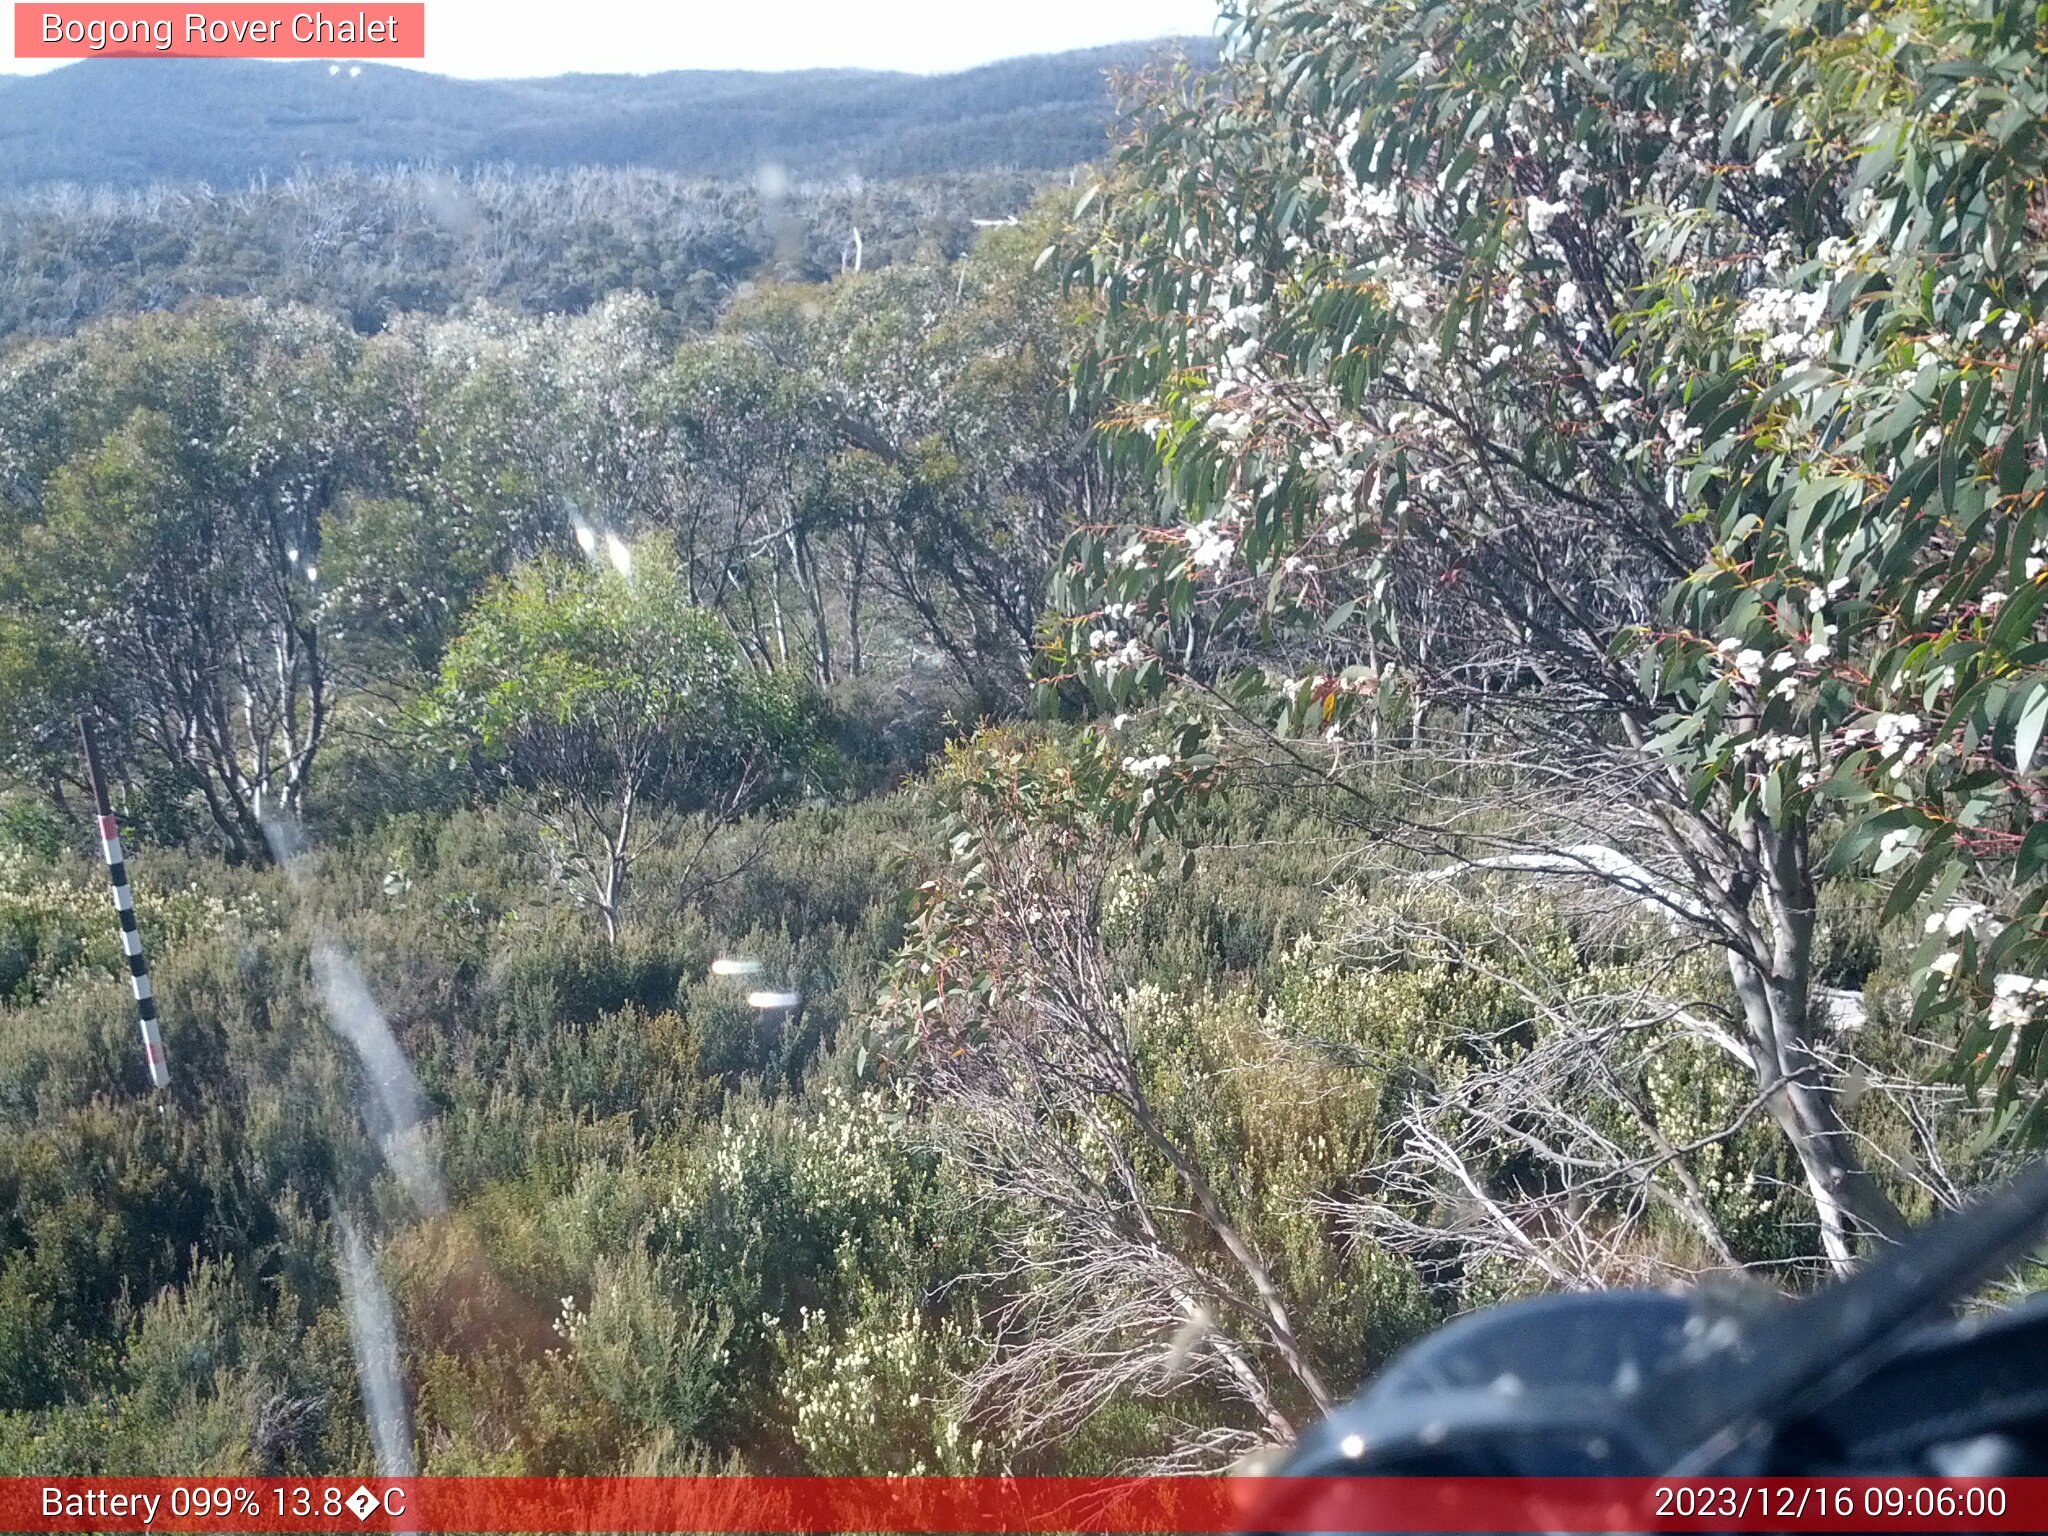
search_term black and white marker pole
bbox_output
[80,718,170,1090]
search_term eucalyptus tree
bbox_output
[1039,0,2048,1267]
[648,221,1104,704]
[0,302,359,860]
[419,542,807,944]
[652,318,841,677]
[324,310,562,678]
[851,218,1119,695]
[1637,0,2048,1140]
[327,295,689,686]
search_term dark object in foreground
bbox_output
[1266,1159,2048,1498]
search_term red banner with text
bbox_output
[15,4,424,59]
[1,1476,2044,1533]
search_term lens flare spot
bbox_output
[604,531,634,578]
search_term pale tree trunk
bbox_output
[844,530,868,679]
[1725,811,1908,1273]
[596,781,637,948]
[788,527,832,686]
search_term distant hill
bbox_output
[0,40,1219,190]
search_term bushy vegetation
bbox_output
[1,0,2042,1480]
[7,735,1869,1473]
[0,165,1053,343]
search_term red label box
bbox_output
[15,4,425,58]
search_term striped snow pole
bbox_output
[80,719,170,1090]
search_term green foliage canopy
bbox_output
[0,302,357,857]
[421,544,807,939]
[1055,0,2048,1134]
[425,546,788,787]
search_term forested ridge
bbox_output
[4,0,2048,1479]
[0,41,1220,344]
[0,45,1217,190]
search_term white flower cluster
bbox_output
[1294,417,1384,529]
[1524,195,1569,242]
[1716,637,1766,686]
[675,1080,911,1231]
[1961,299,2029,346]
[1990,972,2048,1032]
[1834,711,1927,775]
[1661,409,1702,456]
[1316,117,1402,249]
[1592,360,1640,426]
[1207,403,1257,441]
[1926,902,1998,942]
[1085,626,1146,672]
[1187,517,1239,571]
[780,1288,988,1475]
[1734,283,1832,363]
[1803,585,1837,661]
[1381,269,1432,319]
[1879,826,1921,869]
[1870,712,1924,763]
[1925,904,2010,993]
[1744,731,1820,786]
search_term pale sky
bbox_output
[2,0,1227,76]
